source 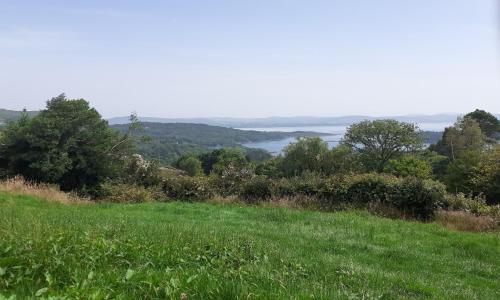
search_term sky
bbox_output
[0,0,499,118]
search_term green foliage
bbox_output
[239,176,273,203]
[0,94,132,195]
[255,157,284,178]
[121,154,162,187]
[444,150,481,195]
[322,144,363,175]
[342,119,422,171]
[471,145,500,204]
[198,148,249,175]
[384,155,432,179]
[437,117,485,160]
[280,137,329,176]
[391,177,446,220]
[244,148,273,162]
[162,175,214,201]
[176,156,203,176]
[441,193,499,217]
[464,109,500,139]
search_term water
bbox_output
[239,122,451,154]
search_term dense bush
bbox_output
[390,177,446,219]
[239,176,273,203]
[162,175,214,201]
[176,155,203,176]
[343,173,397,204]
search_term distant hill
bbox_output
[108,114,480,128]
[110,122,324,163]
[0,109,38,126]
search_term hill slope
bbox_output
[1,192,499,299]
[110,122,323,162]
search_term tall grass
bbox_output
[0,176,87,204]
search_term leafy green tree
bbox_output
[198,148,249,175]
[383,155,432,179]
[444,150,481,195]
[322,144,362,175]
[342,120,422,171]
[0,94,132,194]
[280,137,329,176]
[255,157,284,178]
[177,156,202,176]
[471,145,500,204]
[464,109,499,140]
[442,117,485,160]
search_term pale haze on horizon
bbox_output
[1,0,499,118]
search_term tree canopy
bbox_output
[0,94,132,194]
[342,120,422,171]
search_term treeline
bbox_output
[0,95,498,221]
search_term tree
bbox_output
[444,150,481,195]
[464,109,499,140]
[383,155,432,179]
[342,119,422,171]
[322,144,362,175]
[442,117,485,160]
[471,145,500,204]
[198,148,249,175]
[0,94,132,194]
[280,137,329,176]
[177,156,202,176]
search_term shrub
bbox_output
[390,177,446,220]
[209,163,254,196]
[343,173,397,204]
[383,155,432,179]
[99,182,164,203]
[162,175,213,201]
[441,193,499,217]
[239,176,273,203]
[176,156,203,177]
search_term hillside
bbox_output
[1,192,499,299]
[108,114,500,128]
[110,122,324,162]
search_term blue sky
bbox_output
[1,0,499,117]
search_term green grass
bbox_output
[0,192,499,299]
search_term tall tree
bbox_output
[280,137,329,176]
[442,117,485,160]
[342,119,422,171]
[0,94,132,194]
[464,109,499,140]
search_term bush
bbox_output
[239,176,273,203]
[209,163,254,196]
[441,193,499,217]
[390,177,446,220]
[319,174,445,219]
[99,182,164,203]
[162,175,214,201]
[343,173,398,204]
[176,156,203,177]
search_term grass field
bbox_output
[0,192,499,299]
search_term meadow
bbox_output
[1,192,499,299]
